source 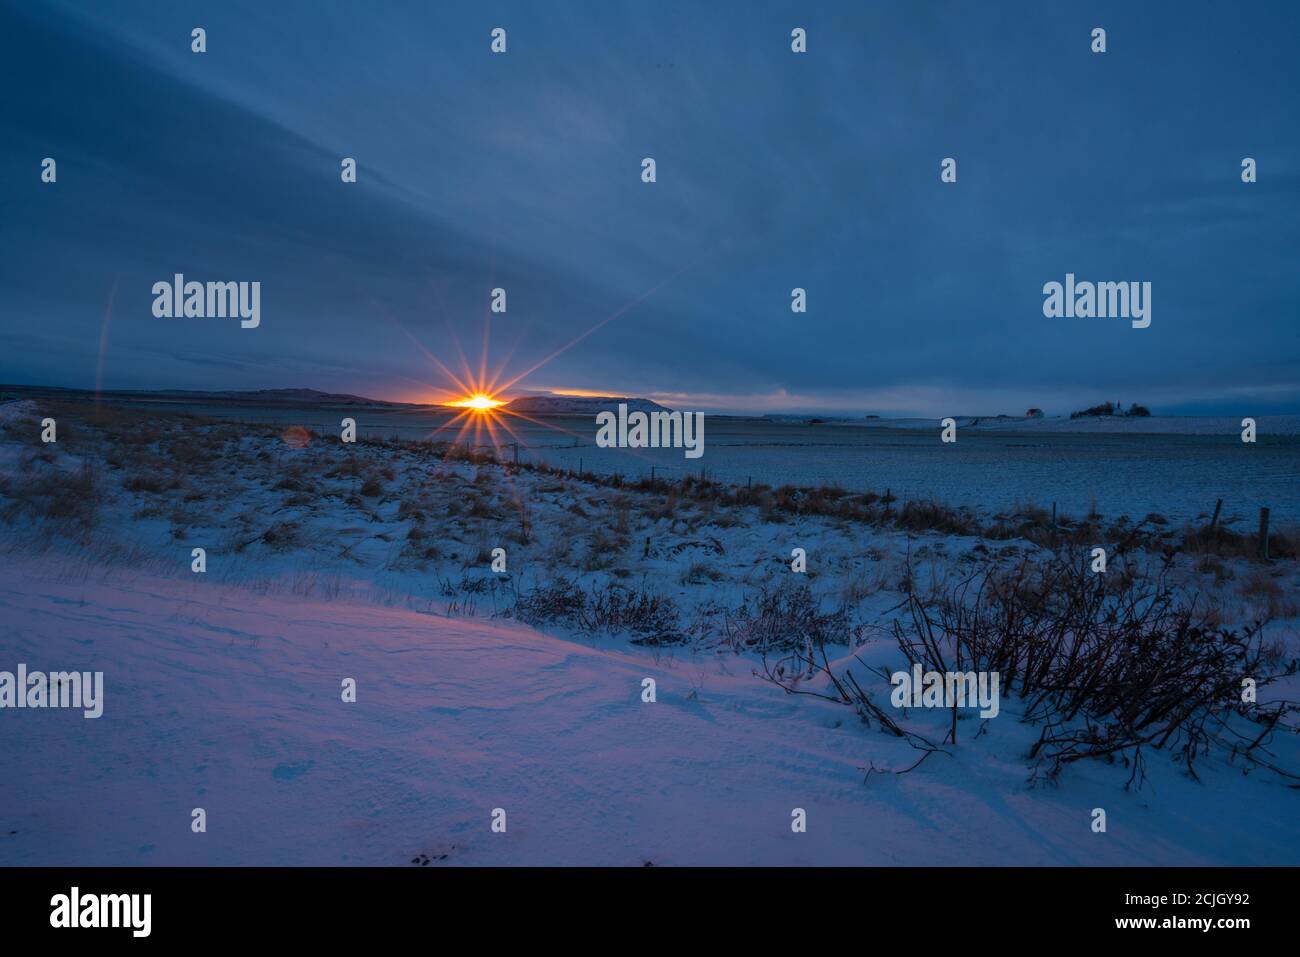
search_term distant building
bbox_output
[1025,408,1044,419]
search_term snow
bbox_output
[0,399,38,426]
[859,414,1300,436]
[0,401,83,478]
[1,401,1297,865]
[3,557,1297,866]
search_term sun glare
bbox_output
[450,393,504,411]
[396,262,693,470]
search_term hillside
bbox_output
[502,394,671,416]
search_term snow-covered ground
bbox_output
[21,396,1294,525]
[851,414,1300,435]
[4,558,1298,866]
[1,398,1297,865]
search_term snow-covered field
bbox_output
[4,557,1298,866]
[24,396,1298,526]
[856,414,1300,435]
[1,398,1297,865]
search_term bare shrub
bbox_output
[886,555,1296,786]
[513,579,683,643]
[514,578,587,627]
[761,553,1297,787]
[723,582,850,654]
[585,586,682,644]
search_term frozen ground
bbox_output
[0,398,1297,865]
[3,558,1298,866]
[857,415,1300,435]
[18,396,1295,525]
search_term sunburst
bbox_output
[447,393,505,411]
[375,257,696,484]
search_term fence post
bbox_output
[1258,507,1271,561]
[1209,498,1223,533]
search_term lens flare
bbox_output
[449,393,504,411]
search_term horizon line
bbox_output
[3,380,1298,421]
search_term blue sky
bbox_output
[1,1,1297,415]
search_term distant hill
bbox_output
[502,395,671,416]
[1,384,676,415]
[208,388,385,404]
[164,388,408,406]
[0,385,419,407]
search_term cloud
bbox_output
[2,0,1298,415]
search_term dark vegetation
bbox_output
[1070,400,1151,419]
[760,555,1298,788]
[514,577,683,644]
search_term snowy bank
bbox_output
[2,558,1298,866]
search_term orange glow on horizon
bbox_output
[543,387,617,398]
[447,392,505,411]
[375,254,693,484]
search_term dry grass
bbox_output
[1,461,101,533]
[1240,568,1300,619]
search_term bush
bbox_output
[762,555,1298,788]
[724,582,849,653]
[514,579,683,643]
[890,556,1294,784]
[514,578,587,627]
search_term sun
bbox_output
[448,393,504,411]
